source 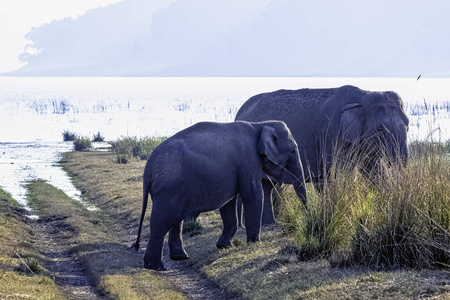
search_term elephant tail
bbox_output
[132,176,151,251]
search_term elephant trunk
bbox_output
[283,150,307,206]
[385,128,408,167]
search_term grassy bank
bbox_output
[0,189,66,299]
[26,179,186,300]
[61,150,450,299]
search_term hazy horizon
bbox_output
[2,0,450,77]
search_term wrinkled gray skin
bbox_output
[235,85,409,225]
[132,120,306,270]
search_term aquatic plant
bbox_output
[92,132,105,142]
[62,130,76,141]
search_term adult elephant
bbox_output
[132,120,306,270]
[236,85,409,225]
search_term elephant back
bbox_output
[236,87,334,121]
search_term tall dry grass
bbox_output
[279,141,450,269]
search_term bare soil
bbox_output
[32,215,105,300]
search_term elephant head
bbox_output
[257,122,306,203]
[339,91,409,174]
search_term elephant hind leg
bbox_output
[216,196,238,249]
[144,231,166,271]
[168,222,189,261]
[144,203,181,270]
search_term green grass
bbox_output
[0,188,65,299]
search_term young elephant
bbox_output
[132,121,306,270]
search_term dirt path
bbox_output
[32,215,104,300]
[162,247,244,300]
[30,195,242,299]
[121,230,244,300]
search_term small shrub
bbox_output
[92,131,105,142]
[109,136,167,164]
[137,136,167,160]
[62,130,76,141]
[74,136,92,151]
[109,137,138,164]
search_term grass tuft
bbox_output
[73,136,92,151]
[278,140,450,269]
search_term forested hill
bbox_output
[7,0,450,77]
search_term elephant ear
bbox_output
[340,103,363,143]
[258,126,279,163]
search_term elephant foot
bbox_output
[170,253,189,261]
[169,246,189,261]
[246,235,260,243]
[216,240,232,249]
[144,261,166,271]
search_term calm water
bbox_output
[1,77,449,210]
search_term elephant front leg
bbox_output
[216,197,238,249]
[261,179,276,226]
[241,181,263,243]
[168,222,189,261]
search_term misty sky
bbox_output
[2,0,450,77]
